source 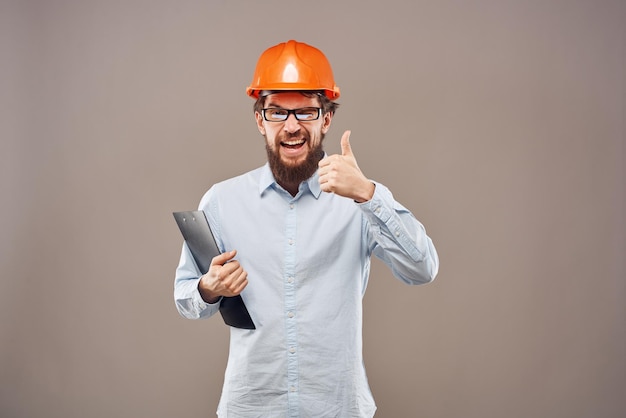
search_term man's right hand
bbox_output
[198,250,248,303]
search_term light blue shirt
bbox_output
[174,163,439,418]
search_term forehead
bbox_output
[264,92,320,108]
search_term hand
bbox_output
[318,130,375,203]
[198,250,248,303]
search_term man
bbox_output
[174,40,439,417]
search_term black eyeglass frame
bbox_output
[261,107,322,122]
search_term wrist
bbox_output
[354,181,375,203]
[198,275,221,304]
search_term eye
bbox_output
[296,109,316,119]
[268,109,288,117]
[295,108,320,120]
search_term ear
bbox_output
[255,111,266,136]
[321,111,333,135]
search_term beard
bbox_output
[266,132,325,188]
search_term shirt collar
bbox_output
[258,163,275,195]
[258,163,323,199]
[306,171,322,199]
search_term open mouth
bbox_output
[281,138,306,149]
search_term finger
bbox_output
[233,269,248,287]
[220,260,241,278]
[319,154,341,169]
[225,267,248,294]
[232,276,248,294]
[211,250,237,267]
[340,130,353,157]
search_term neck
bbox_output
[279,180,300,197]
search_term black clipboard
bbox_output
[173,210,255,330]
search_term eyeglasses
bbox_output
[261,107,321,122]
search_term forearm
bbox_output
[361,182,439,285]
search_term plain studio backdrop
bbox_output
[1,1,624,417]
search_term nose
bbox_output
[283,113,301,134]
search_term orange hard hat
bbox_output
[246,40,340,100]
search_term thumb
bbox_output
[211,250,237,266]
[340,130,353,157]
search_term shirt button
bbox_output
[287,311,294,318]
[288,239,294,245]
[287,277,294,284]
[289,204,294,209]
[289,347,296,354]
[290,386,297,392]
[375,207,381,214]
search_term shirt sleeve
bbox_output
[173,235,222,320]
[359,181,439,285]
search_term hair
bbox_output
[253,90,339,116]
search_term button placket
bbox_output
[284,199,299,411]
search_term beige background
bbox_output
[1,1,624,417]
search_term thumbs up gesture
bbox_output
[318,130,375,203]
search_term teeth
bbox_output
[283,139,305,146]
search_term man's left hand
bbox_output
[318,130,375,203]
